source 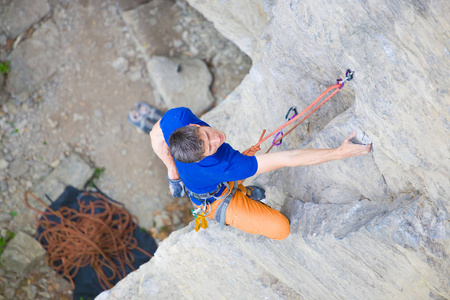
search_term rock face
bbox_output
[99,0,449,299]
[185,0,271,61]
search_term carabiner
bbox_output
[272,131,284,146]
[337,69,355,89]
[285,106,298,122]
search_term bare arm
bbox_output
[255,132,372,175]
[149,119,180,180]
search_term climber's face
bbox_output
[191,124,226,156]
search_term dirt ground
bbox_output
[0,0,250,299]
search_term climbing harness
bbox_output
[188,181,236,231]
[244,69,355,156]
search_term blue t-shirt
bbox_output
[160,107,258,194]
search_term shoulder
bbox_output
[160,107,209,143]
[215,143,257,165]
[161,107,192,124]
[206,143,258,178]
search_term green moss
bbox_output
[0,61,10,75]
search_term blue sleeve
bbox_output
[160,107,209,144]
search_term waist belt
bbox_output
[187,183,227,205]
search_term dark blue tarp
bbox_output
[37,186,158,300]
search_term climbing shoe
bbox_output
[245,186,266,202]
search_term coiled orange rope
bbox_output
[243,79,349,156]
[24,191,153,290]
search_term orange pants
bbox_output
[193,182,290,240]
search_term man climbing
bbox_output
[150,107,372,240]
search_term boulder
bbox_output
[0,231,46,274]
[8,159,29,179]
[0,0,50,39]
[6,19,60,98]
[147,56,214,115]
[121,0,183,58]
[32,154,93,207]
[120,0,252,103]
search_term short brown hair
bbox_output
[168,125,204,163]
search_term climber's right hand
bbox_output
[168,177,185,198]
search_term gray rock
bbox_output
[0,179,8,193]
[8,159,29,179]
[0,0,50,39]
[0,212,12,222]
[122,0,250,102]
[23,284,37,299]
[116,0,151,12]
[0,158,8,169]
[147,56,214,115]
[37,292,51,299]
[94,109,103,119]
[127,65,142,82]
[6,19,60,98]
[111,56,129,73]
[0,34,7,46]
[0,231,46,274]
[32,153,93,206]
[3,286,15,300]
[122,0,181,57]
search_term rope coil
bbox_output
[24,191,153,290]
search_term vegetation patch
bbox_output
[0,61,10,75]
[88,167,106,187]
[0,230,15,261]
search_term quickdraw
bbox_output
[244,69,354,156]
[191,203,210,232]
[191,200,211,218]
[337,69,354,89]
[272,106,298,147]
[194,212,208,231]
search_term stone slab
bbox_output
[6,19,59,97]
[0,0,50,39]
[0,231,45,274]
[32,153,93,207]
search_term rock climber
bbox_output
[150,107,372,240]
